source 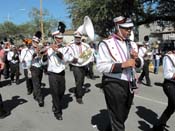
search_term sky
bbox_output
[0,0,71,28]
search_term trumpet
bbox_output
[35,42,61,57]
[32,43,47,58]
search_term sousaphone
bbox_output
[71,16,95,67]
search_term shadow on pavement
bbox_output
[18,77,26,84]
[42,87,50,101]
[68,83,91,95]
[136,106,159,131]
[91,109,111,131]
[0,77,26,88]
[95,83,102,89]
[154,82,163,87]
[0,80,11,88]
[61,93,73,110]
[4,96,28,114]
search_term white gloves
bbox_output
[77,58,84,64]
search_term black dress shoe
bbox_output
[76,98,84,104]
[54,113,63,120]
[0,109,10,119]
[41,83,46,87]
[16,80,20,85]
[146,84,152,87]
[137,80,142,84]
[11,80,15,83]
[38,100,44,107]
[152,124,168,131]
[90,76,96,80]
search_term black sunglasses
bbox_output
[119,26,133,30]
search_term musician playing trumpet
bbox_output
[46,28,70,120]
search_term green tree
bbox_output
[0,22,18,38]
[0,7,65,42]
[65,0,175,38]
[28,7,64,38]
[65,0,137,37]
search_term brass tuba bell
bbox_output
[76,16,95,41]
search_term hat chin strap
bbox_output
[116,25,131,40]
[117,25,125,40]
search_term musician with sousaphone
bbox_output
[0,57,10,119]
[67,16,95,104]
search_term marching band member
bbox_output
[138,35,152,86]
[0,58,10,119]
[96,16,143,131]
[47,25,68,120]
[86,41,96,80]
[3,40,11,79]
[20,39,34,95]
[152,49,175,131]
[7,45,20,85]
[0,45,5,80]
[67,32,90,104]
[30,31,46,107]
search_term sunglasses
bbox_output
[119,26,133,30]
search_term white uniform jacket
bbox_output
[20,47,34,69]
[67,42,91,66]
[31,54,47,68]
[47,46,69,73]
[163,53,175,80]
[138,47,146,58]
[96,36,143,81]
[138,46,152,60]
[7,51,19,64]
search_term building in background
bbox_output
[139,21,175,52]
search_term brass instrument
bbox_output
[36,42,60,57]
[71,42,94,67]
[79,48,93,65]
[144,48,152,60]
[71,16,95,67]
[79,48,92,63]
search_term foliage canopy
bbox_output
[64,0,175,38]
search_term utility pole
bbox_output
[4,13,13,22]
[40,0,44,41]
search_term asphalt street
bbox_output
[0,66,175,131]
